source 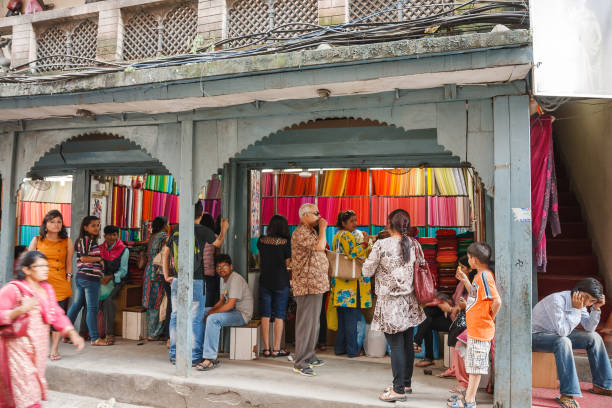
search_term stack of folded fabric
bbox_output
[436,229,459,295]
[418,237,438,288]
[457,231,475,258]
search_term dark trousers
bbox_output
[99,283,124,336]
[335,307,361,357]
[385,328,415,394]
[414,306,451,361]
[318,292,327,345]
[204,275,220,308]
[162,281,172,338]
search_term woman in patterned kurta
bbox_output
[142,216,169,340]
[331,210,372,357]
[362,209,426,403]
[0,251,84,408]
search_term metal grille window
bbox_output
[36,19,98,72]
[349,0,454,23]
[227,0,318,48]
[123,2,198,61]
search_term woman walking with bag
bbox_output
[331,210,372,357]
[0,251,84,408]
[28,209,73,361]
[362,209,426,403]
[142,216,169,340]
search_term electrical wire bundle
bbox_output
[0,1,528,85]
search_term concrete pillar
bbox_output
[319,0,348,26]
[70,169,91,245]
[0,132,18,285]
[224,162,248,279]
[176,120,195,377]
[493,95,532,408]
[198,0,225,44]
[10,23,36,69]
[97,8,124,62]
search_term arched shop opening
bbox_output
[8,133,180,339]
[221,118,491,347]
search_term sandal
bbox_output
[447,396,477,408]
[196,359,217,371]
[271,349,290,357]
[383,386,412,394]
[413,342,422,353]
[415,359,435,367]
[49,353,61,361]
[589,386,612,396]
[556,396,580,408]
[106,335,115,345]
[262,349,272,357]
[379,389,407,403]
[91,338,111,346]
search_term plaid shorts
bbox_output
[465,338,491,375]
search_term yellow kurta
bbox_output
[331,230,372,309]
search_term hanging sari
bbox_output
[531,115,561,272]
[0,280,73,408]
[142,232,168,338]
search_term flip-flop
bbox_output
[271,349,290,357]
[49,353,61,361]
[383,386,412,394]
[555,396,580,408]
[196,359,217,371]
[379,390,407,403]
[415,359,435,367]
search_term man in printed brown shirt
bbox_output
[291,203,330,376]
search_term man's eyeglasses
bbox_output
[310,211,320,216]
[216,264,231,270]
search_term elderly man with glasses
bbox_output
[290,203,330,376]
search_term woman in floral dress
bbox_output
[0,251,84,408]
[142,216,169,340]
[362,209,426,403]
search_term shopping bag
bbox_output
[326,250,363,280]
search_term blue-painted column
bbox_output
[493,95,532,408]
[176,120,195,377]
[0,132,18,285]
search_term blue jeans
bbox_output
[259,286,290,320]
[202,307,245,360]
[67,276,101,341]
[335,306,361,357]
[169,279,205,363]
[533,330,612,396]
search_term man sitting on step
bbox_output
[195,254,253,372]
[532,278,612,408]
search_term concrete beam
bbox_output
[0,132,18,285]
[175,120,195,377]
[493,95,532,408]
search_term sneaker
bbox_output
[308,358,325,367]
[293,366,316,377]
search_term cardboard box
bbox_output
[122,307,146,340]
[532,352,558,389]
[230,321,260,360]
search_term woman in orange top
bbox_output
[28,209,74,361]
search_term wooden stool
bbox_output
[532,352,559,389]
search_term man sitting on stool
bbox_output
[195,254,253,371]
[532,278,612,408]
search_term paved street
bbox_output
[44,391,153,408]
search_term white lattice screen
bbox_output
[70,20,98,66]
[123,11,158,61]
[227,0,318,47]
[227,0,269,48]
[350,0,454,23]
[36,19,98,72]
[162,4,198,55]
[123,2,198,61]
[274,0,318,39]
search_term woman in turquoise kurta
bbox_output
[142,216,168,340]
[331,210,372,357]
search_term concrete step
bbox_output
[547,239,593,256]
[558,206,583,223]
[546,255,598,276]
[548,222,588,239]
[47,340,494,408]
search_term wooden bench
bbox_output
[532,352,559,389]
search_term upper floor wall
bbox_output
[0,0,529,70]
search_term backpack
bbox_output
[170,231,202,276]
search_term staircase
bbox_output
[538,161,611,325]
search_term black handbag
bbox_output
[447,310,467,347]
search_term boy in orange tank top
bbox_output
[451,242,501,408]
